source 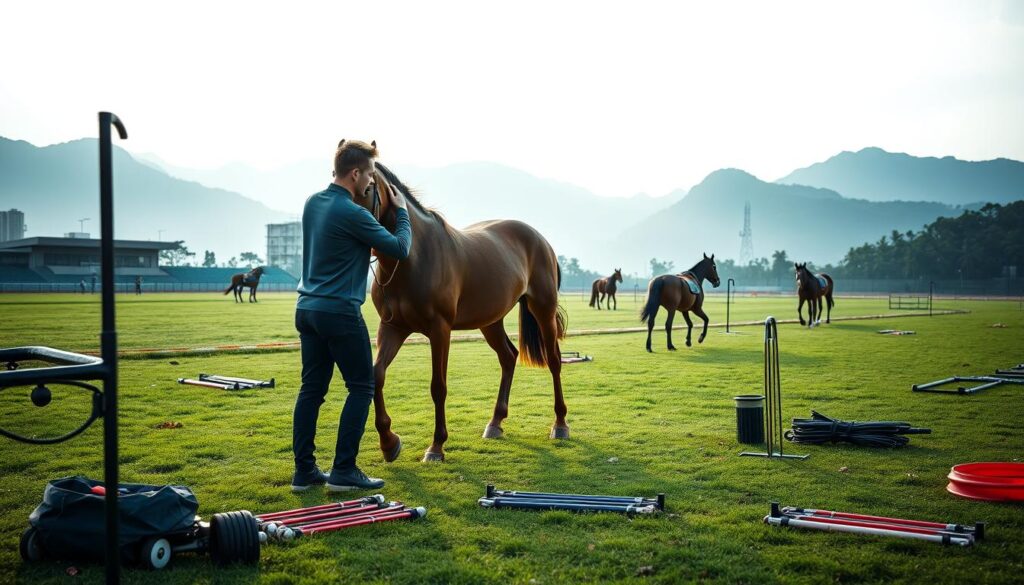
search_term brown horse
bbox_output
[223,266,264,303]
[640,254,721,352]
[364,161,569,463]
[589,268,623,310]
[795,262,835,327]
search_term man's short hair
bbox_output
[334,139,378,178]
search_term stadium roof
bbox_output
[0,237,180,251]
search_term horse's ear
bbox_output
[703,252,708,259]
[794,263,799,269]
[338,139,345,148]
[371,140,377,148]
[711,254,715,260]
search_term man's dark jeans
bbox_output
[293,307,375,474]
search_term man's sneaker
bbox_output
[327,467,385,491]
[290,468,328,492]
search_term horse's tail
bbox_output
[223,282,234,294]
[640,277,665,325]
[518,297,567,368]
[588,280,599,307]
[825,274,835,308]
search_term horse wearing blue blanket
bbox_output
[640,254,721,352]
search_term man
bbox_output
[291,140,412,493]
[90,273,97,294]
[134,275,142,295]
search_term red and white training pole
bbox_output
[260,504,395,536]
[256,495,385,522]
[786,514,973,540]
[285,507,426,540]
[784,506,975,533]
[766,503,981,546]
[765,515,973,546]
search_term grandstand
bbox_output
[0,236,297,292]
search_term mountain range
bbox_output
[0,137,282,262]
[778,147,1024,206]
[3,138,1022,273]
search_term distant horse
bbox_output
[224,266,264,303]
[365,160,569,463]
[589,268,623,310]
[795,262,834,327]
[640,254,721,352]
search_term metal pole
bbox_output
[740,317,807,459]
[929,281,934,317]
[99,111,127,585]
[726,278,735,332]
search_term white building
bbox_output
[0,209,26,242]
[267,222,302,278]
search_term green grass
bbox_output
[1,294,1022,584]
[0,292,957,352]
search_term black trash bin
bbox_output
[734,395,764,445]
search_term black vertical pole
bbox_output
[99,112,126,585]
[929,281,934,317]
[726,278,735,333]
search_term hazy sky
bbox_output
[2,1,1022,198]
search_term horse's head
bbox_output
[703,253,721,288]
[794,262,807,283]
[369,170,402,227]
[613,268,623,283]
[253,266,265,276]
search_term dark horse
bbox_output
[589,268,623,310]
[640,254,721,352]
[365,161,569,462]
[795,262,835,327]
[224,266,264,303]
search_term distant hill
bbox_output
[615,169,966,269]
[777,147,1024,206]
[0,137,286,261]
[134,155,682,267]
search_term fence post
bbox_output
[726,278,735,332]
[929,280,934,316]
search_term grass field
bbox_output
[1,293,1022,584]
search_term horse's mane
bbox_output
[375,162,454,234]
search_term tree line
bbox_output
[159,243,263,269]
[559,201,1022,287]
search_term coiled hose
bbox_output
[785,411,931,447]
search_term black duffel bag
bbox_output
[28,476,199,564]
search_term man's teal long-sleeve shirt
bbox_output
[297,183,411,313]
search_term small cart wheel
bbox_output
[140,537,172,570]
[20,527,44,562]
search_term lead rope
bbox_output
[369,256,400,323]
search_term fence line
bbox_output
[2,279,1022,299]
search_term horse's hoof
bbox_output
[422,450,445,463]
[382,435,402,463]
[549,425,570,440]
[482,424,504,439]
[646,347,653,353]
[698,337,705,344]
[685,340,692,347]
[668,346,677,351]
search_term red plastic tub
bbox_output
[947,462,1024,502]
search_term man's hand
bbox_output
[388,184,408,211]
